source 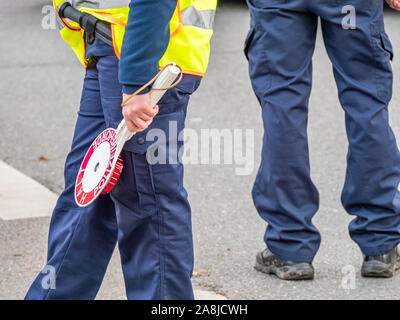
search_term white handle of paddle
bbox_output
[116,63,181,143]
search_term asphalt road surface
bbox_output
[1,1,400,299]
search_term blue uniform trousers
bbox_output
[246,0,400,262]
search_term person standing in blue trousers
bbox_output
[246,0,400,279]
[25,0,216,299]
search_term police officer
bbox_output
[25,0,216,299]
[246,0,400,280]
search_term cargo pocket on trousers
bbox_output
[149,111,185,200]
[110,150,157,218]
[244,26,256,61]
[373,32,394,102]
[123,111,185,202]
[244,23,272,101]
[380,33,394,62]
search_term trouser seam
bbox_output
[156,197,165,300]
[148,164,165,300]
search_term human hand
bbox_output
[122,93,159,132]
[386,0,400,10]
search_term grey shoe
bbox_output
[361,245,400,278]
[255,248,314,280]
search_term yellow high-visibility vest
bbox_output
[53,0,217,77]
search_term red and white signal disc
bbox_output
[75,128,119,207]
[74,64,180,207]
[101,155,123,194]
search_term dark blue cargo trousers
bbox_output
[246,0,400,262]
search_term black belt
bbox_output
[58,3,113,47]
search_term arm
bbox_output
[119,0,178,94]
[119,0,178,132]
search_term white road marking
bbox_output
[0,160,57,220]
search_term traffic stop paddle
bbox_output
[74,64,181,207]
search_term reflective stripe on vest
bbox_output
[53,0,217,76]
[72,0,130,10]
[181,6,215,30]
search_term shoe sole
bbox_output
[361,259,400,278]
[254,261,314,281]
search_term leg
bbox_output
[246,0,321,262]
[320,0,400,256]
[25,65,118,300]
[112,146,195,300]
[113,76,200,300]
[96,53,201,300]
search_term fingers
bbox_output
[123,107,154,132]
[141,105,159,118]
[122,93,160,133]
[138,105,159,121]
[124,118,139,132]
[133,117,153,132]
[124,117,153,133]
[138,112,153,121]
[387,0,400,10]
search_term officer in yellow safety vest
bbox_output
[25,0,217,300]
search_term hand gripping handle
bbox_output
[116,63,181,144]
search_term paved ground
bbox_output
[1,0,400,299]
